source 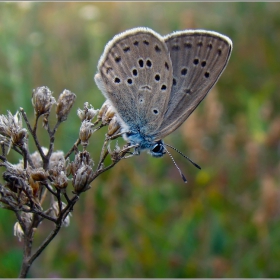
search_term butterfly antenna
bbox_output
[163,146,187,183]
[164,143,201,170]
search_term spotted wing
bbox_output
[94,27,173,135]
[152,30,232,140]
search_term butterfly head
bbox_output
[124,131,165,157]
[149,141,165,157]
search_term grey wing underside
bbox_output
[152,30,232,140]
[94,27,173,135]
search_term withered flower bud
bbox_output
[69,151,94,193]
[12,128,28,147]
[50,201,71,227]
[0,111,28,151]
[103,105,116,124]
[107,115,121,136]
[51,170,68,189]
[77,102,98,121]
[32,86,56,117]
[48,151,68,189]
[97,100,110,121]
[97,100,116,125]
[72,163,93,193]
[79,120,93,148]
[30,168,48,182]
[56,89,76,122]
[49,150,66,172]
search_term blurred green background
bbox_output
[0,2,280,277]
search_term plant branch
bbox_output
[20,109,46,160]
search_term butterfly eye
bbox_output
[152,144,161,153]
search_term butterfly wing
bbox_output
[151,30,232,140]
[94,27,173,135]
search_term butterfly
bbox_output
[94,27,232,179]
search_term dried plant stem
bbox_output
[20,109,46,160]
[65,138,81,159]
[0,87,136,278]
[46,120,61,160]
[19,193,79,278]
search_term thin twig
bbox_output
[1,141,5,156]
[20,109,46,160]
[46,120,61,160]
[64,138,81,159]
[43,183,57,197]
[24,194,80,276]
[96,138,109,171]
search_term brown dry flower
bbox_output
[0,111,28,151]
[79,120,93,148]
[31,86,56,117]
[69,151,94,193]
[48,151,68,189]
[98,100,116,125]
[56,89,76,122]
[107,115,121,137]
[77,102,98,121]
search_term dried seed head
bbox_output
[56,89,76,122]
[79,120,93,148]
[70,151,94,174]
[48,151,68,189]
[107,115,121,136]
[77,102,98,121]
[72,163,93,193]
[98,100,116,125]
[32,86,56,117]
[103,105,116,124]
[12,128,28,148]
[30,168,48,182]
[97,100,110,121]
[69,151,94,193]
[51,170,68,189]
[0,111,27,151]
[49,150,66,172]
